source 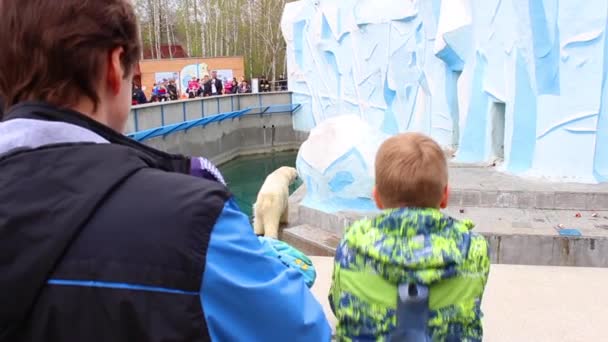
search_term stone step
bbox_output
[444,207,608,239]
[449,188,608,210]
[449,167,608,210]
[281,224,339,257]
[284,207,608,267]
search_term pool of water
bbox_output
[219,151,302,217]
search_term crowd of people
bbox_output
[151,79,179,102]
[185,71,251,98]
[132,72,287,105]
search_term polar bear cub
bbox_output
[253,166,298,238]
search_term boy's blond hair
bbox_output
[375,132,448,208]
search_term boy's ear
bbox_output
[440,185,450,209]
[372,186,384,210]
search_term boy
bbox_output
[330,132,490,341]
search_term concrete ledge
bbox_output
[284,223,608,267]
[295,204,366,235]
[141,113,307,164]
[287,186,608,267]
[286,164,608,266]
[484,234,608,266]
[290,167,608,233]
[282,225,339,257]
[450,189,608,210]
[449,166,608,210]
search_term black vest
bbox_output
[0,103,229,341]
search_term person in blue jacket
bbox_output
[0,0,331,341]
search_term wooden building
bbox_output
[135,56,245,97]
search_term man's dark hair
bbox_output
[0,0,141,111]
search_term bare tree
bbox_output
[133,0,292,79]
[165,0,174,58]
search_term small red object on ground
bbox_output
[575,212,582,218]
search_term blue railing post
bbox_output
[160,104,165,126]
[134,108,139,132]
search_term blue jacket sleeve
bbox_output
[201,198,332,341]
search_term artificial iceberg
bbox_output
[283,0,608,212]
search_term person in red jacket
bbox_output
[187,76,200,98]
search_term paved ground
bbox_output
[310,256,608,342]
[289,166,608,339]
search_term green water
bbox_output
[219,151,302,217]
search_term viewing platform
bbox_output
[309,256,608,341]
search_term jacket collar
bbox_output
[0,118,108,156]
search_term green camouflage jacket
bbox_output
[329,208,490,341]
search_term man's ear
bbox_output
[440,185,450,209]
[107,47,125,95]
[372,186,384,210]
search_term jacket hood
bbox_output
[0,105,158,337]
[340,208,475,285]
[0,118,109,155]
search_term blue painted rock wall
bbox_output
[282,0,608,184]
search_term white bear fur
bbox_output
[253,166,298,238]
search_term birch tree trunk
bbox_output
[183,0,191,56]
[154,0,162,58]
[135,0,292,78]
[165,0,174,58]
[248,0,254,79]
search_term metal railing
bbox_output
[127,91,295,134]
[127,104,301,142]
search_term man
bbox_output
[260,75,271,92]
[132,84,147,105]
[167,80,178,101]
[0,1,331,341]
[279,74,288,91]
[202,75,212,97]
[209,71,223,96]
